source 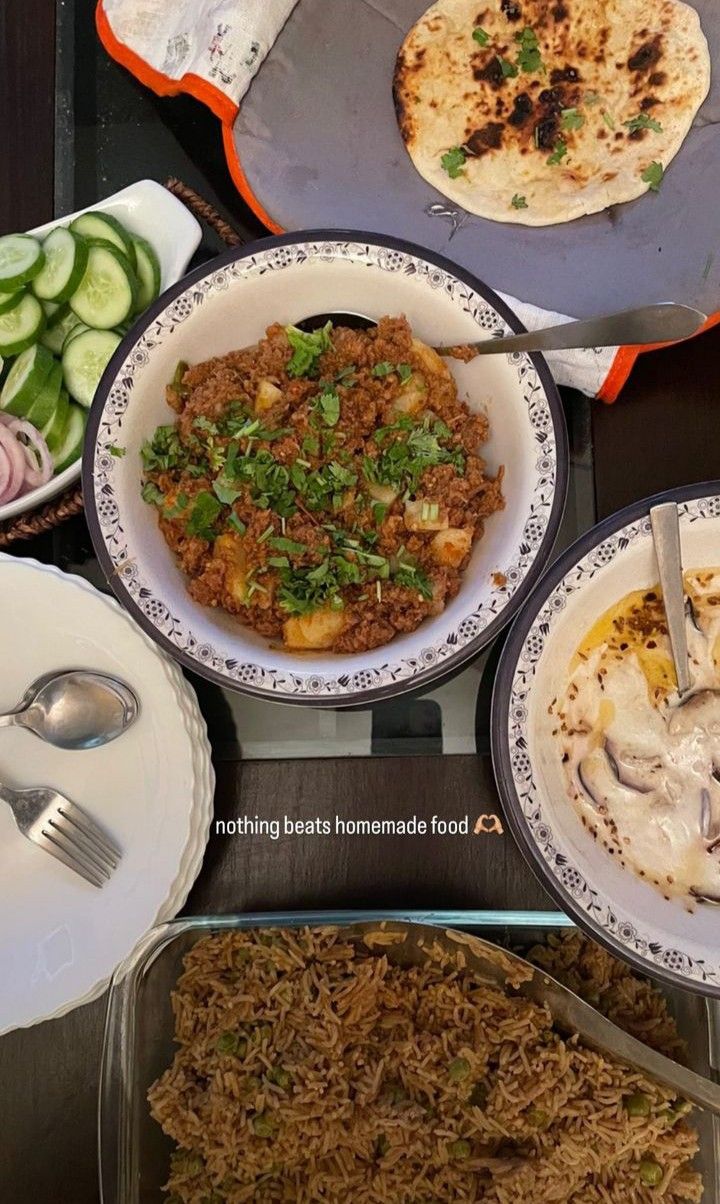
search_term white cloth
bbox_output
[101,0,299,103]
[498,293,616,396]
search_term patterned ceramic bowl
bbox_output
[83,231,567,706]
[492,482,720,995]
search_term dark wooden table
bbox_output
[1,4,720,1199]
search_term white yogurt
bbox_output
[557,570,720,905]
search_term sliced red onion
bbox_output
[0,425,28,503]
[7,418,54,490]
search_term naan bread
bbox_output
[394,0,710,225]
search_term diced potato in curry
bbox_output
[255,378,282,413]
[214,534,248,604]
[431,527,473,568]
[393,370,428,416]
[367,481,399,505]
[390,339,450,416]
[411,337,451,381]
[214,534,273,610]
[404,499,449,532]
[284,608,347,650]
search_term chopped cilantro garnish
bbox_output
[164,491,189,518]
[333,364,357,385]
[372,361,413,382]
[141,481,164,507]
[472,26,489,45]
[314,386,340,427]
[394,560,433,599]
[257,524,275,543]
[285,322,333,378]
[511,193,528,209]
[291,460,357,512]
[109,444,126,458]
[546,139,568,166]
[441,147,467,178]
[141,424,190,472]
[228,513,247,535]
[561,107,584,131]
[213,477,243,505]
[186,491,223,540]
[170,360,189,398]
[267,555,290,568]
[302,434,320,457]
[624,113,663,133]
[514,28,543,74]
[371,501,389,525]
[268,536,308,555]
[193,415,218,434]
[364,415,464,495]
[496,54,519,79]
[641,161,664,192]
[602,110,615,130]
[226,449,296,516]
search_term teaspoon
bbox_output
[0,669,139,750]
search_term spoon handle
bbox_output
[0,712,20,730]
[436,303,707,356]
[650,502,692,697]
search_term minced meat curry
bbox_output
[141,316,504,653]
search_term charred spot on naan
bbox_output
[627,34,663,74]
[500,0,522,20]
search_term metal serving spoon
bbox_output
[650,502,693,698]
[347,920,720,1116]
[298,302,706,355]
[0,670,139,750]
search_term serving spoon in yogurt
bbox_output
[650,503,720,901]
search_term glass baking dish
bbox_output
[99,910,720,1202]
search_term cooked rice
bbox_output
[148,928,703,1203]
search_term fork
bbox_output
[0,782,121,888]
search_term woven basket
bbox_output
[0,179,242,549]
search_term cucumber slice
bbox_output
[41,387,70,454]
[26,362,63,428]
[0,235,45,293]
[41,299,68,327]
[69,243,138,330]
[41,308,82,355]
[62,321,90,352]
[53,404,86,472]
[32,227,89,304]
[0,343,55,415]
[0,294,45,356]
[62,327,121,408]
[0,289,25,317]
[69,212,136,268]
[131,235,161,311]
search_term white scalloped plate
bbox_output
[0,554,213,1034]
